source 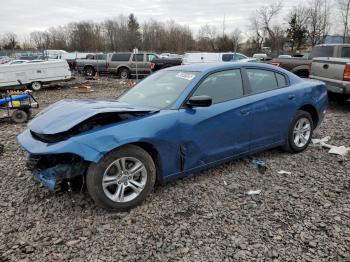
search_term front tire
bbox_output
[86,145,156,211]
[283,110,313,153]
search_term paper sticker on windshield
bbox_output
[176,72,196,81]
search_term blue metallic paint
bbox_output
[17,63,328,186]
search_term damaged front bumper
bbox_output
[27,154,88,191]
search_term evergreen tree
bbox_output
[286,14,307,53]
[127,14,141,51]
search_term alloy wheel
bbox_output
[102,157,147,203]
[293,117,311,148]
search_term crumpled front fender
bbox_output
[17,129,103,162]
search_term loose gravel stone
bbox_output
[0,76,349,261]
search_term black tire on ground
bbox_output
[30,81,42,91]
[11,109,28,123]
[86,145,156,211]
[283,110,314,153]
[119,68,130,80]
[84,66,95,77]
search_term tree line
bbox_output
[0,0,349,56]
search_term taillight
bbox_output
[308,63,312,75]
[150,62,155,70]
[272,62,280,67]
[106,62,109,69]
[343,64,350,81]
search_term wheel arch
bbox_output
[298,104,319,127]
[117,66,130,74]
[129,142,164,185]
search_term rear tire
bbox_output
[86,145,156,211]
[283,110,313,153]
[31,81,42,91]
[119,68,130,80]
[84,66,95,77]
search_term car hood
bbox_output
[29,99,159,135]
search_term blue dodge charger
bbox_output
[18,63,328,210]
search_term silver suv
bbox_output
[107,52,158,80]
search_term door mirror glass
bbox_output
[187,95,212,107]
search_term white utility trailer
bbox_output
[0,60,71,91]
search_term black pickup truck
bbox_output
[150,58,182,72]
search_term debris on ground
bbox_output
[312,136,349,157]
[247,190,262,196]
[277,170,292,175]
[73,85,95,93]
[252,159,268,174]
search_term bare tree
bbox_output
[248,16,264,52]
[2,32,19,51]
[306,0,331,46]
[197,24,217,51]
[337,0,350,43]
[255,1,284,54]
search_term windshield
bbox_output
[118,70,198,108]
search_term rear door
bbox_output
[243,68,298,149]
[178,69,252,170]
[131,54,146,75]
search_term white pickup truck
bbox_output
[310,57,350,99]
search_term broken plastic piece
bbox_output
[247,190,262,196]
[329,146,349,157]
[278,170,292,175]
[312,136,349,157]
[252,159,267,174]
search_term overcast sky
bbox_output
[0,0,335,39]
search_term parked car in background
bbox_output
[278,55,292,58]
[271,44,350,78]
[107,52,159,80]
[182,52,256,65]
[310,57,350,99]
[159,53,183,59]
[0,60,71,91]
[253,53,272,62]
[150,57,182,72]
[0,56,11,64]
[4,60,29,65]
[17,62,327,210]
[76,53,109,77]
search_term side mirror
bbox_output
[187,95,212,108]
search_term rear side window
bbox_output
[247,69,279,94]
[132,54,144,62]
[276,73,288,87]
[192,69,243,104]
[96,54,107,60]
[310,46,334,59]
[341,47,350,58]
[111,53,131,61]
[222,54,234,62]
[146,54,157,62]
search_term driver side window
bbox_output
[192,69,243,104]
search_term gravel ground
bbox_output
[0,76,349,261]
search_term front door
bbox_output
[177,69,252,171]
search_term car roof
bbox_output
[164,62,280,73]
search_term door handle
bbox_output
[240,109,250,115]
[288,94,296,100]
